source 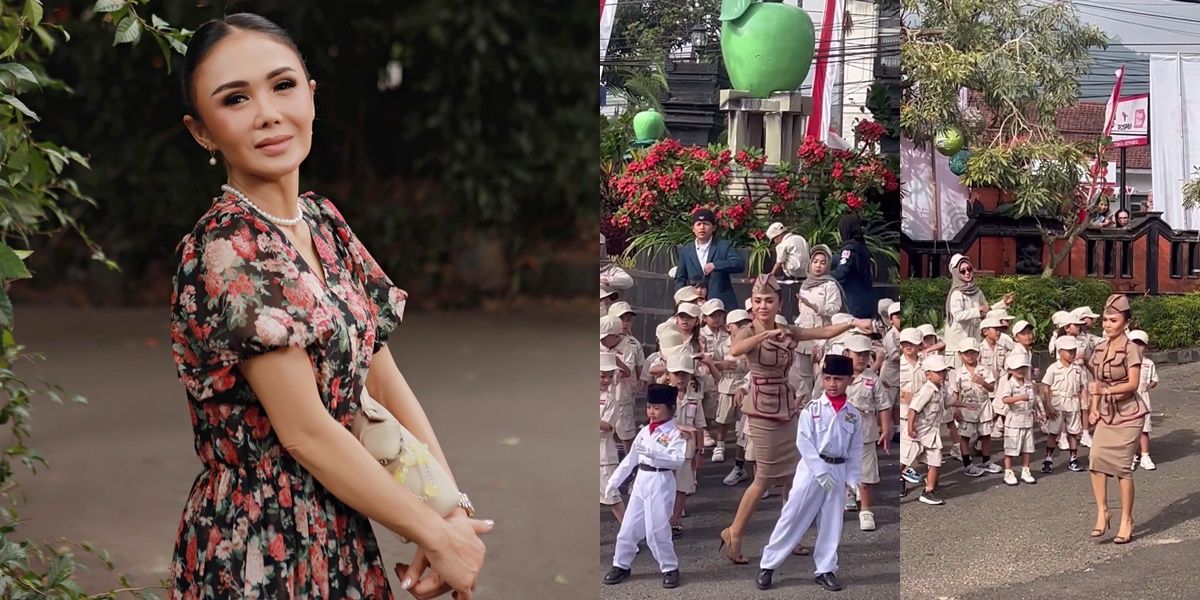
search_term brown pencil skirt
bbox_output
[1089,422,1141,479]
[746,416,799,488]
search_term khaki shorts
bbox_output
[991,414,1005,439]
[1143,397,1153,433]
[737,414,754,455]
[957,420,993,440]
[1045,410,1083,436]
[702,390,719,423]
[861,442,880,485]
[600,463,621,505]
[676,454,697,495]
[613,398,637,441]
[716,392,739,425]
[1004,426,1035,456]
[942,394,956,424]
[900,435,942,468]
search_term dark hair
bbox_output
[839,214,864,242]
[181,13,309,118]
[690,278,707,289]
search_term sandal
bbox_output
[1114,522,1134,544]
[671,524,683,539]
[718,528,749,564]
[1090,511,1111,538]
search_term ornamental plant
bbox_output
[608,120,900,275]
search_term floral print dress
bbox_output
[169,191,407,599]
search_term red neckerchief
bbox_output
[649,420,668,434]
[828,394,848,413]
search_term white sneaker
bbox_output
[982,461,1003,474]
[963,464,985,477]
[1057,432,1070,450]
[1080,430,1093,448]
[1020,467,1037,484]
[1140,455,1157,471]
[703,432,716,448]
[859,511,876,531]
[949,445,963,460]
[845,494,859,511]
[712,446,726,463]
[762,489,771,500]
[1003,469,1018,486]
[722,466,748,486]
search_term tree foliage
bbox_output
[901,0,1111,275]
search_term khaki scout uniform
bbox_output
[603,339,639,442]
[978,336,1009,438]
[902,379,944,468]
[898,354,925,429]
[1042,360,1085,437]
[601,379,623,505]
[992,344,1031,432]
[998,375,1036,457]
[675,386,707,495]
[700,324,729,424]
[881,327,901,414]
[847,367,889,484]
[1137,356,1158,434]
[715,334,747,425]
[949,364,996,440]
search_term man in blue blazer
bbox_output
[674,209,746,311]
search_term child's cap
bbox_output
[917,324,938,339]
[608,301,636,318]
[601,352,618,372]
[1052,311,1085,328]
[744,297,753,310]
[823,354,854,377]
[1056,336,1079,351]
[980,316,1004,330]
[775,314,789,326]
[832,313,855,325]
[844,335,873,353]
[727,309,751,324]
[957,338,979,353]
[877,298,893,315]
[887,301,901,316]
[766,222,788,240]
[922,354,951,372]
[668,266,677,278]
[1128,330,1149,344]
[666,354,694,374]
[899,328,922,345]
[601,288,617,300]
[1005,353,1031,370]
[600,316,622,338]
[673,287,701,304]
[1012,320,1033,335]
[676,302,702,318]
[990,309,1012,322]
[701,298,726,316]
[646,383,678,409]
[1072,306,1100,320]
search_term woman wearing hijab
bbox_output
[831,215,877,319]
[793,246,847,398]
[944,254,1014,367]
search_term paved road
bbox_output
[600,428,901,599]
[9,306,595,599]
[901,364,1200,600]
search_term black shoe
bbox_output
[756,569,774,591]
[1041,460,1053,474]
[918,488,944,506]
[1069,458,1084,472]
[603,566,631,585]
[815,572,844,592]
[662,569,680,589]
[671,524,683,539]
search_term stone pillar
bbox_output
[719,90,813,205]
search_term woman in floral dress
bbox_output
[170,14,490,600]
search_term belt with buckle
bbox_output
[638,464,672,472]
[819,454,845,465]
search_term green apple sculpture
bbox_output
[632,109,667,143]
[934,128,965,157]
[719,0,816,99]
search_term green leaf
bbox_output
[92,0,124,12]
[169,36,188,56]
[151,13,169,30]
[114,16,141,45]
[0,244,31,281]
[0,34,21,61]
[0,64,38,89]
[22,0,42,27]
[0,286,13,330]
[719,0,752,22]
[32,24,55,52]
[2,95,37,121]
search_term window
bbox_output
[1121,240,1134,278]
[907,253,923,279]
[1190,242,1200,278]
[1103,240,1116,278]
[1170,241,1184,278]
[1129,194,1149,212]
[929,254,943,278]
[1085,239,1098,276]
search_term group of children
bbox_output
[898,305,1160,506]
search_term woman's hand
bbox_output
[1088,408,1100,426]
[851,318,873,332]
[403,513,493,598]
[1002,293,1015,306]
[1087,381,1104,395]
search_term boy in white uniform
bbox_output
[999,353,1039,485]
[755,355,862,592]
[699,299,728,450]
[600,353,627,521]
[1040,335,1086,473]
[1129,330,1159,471]
[904,354,950,505]
[604,384,689,589]
[843,335,890,531]
[950,338,999,477]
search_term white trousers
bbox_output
[760,463,845,574]
[612,470,677,572]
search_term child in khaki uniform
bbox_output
[999,353,1039,485]
[843,335,890,530]
[699,299,729,452]
[602,315,638,454]
[601,353,627,521]
[898,328,926,486]
[713,308,751,466]
[882,303,902,443]
[1040,335,1086,473]
[1129,330,1159,471]
[666,354,705,538]
[993,320,1035,442]
[904,354,950,505]
[979,317,1009,443]
[950,338,1000,477]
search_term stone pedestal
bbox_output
[720,90,813,165]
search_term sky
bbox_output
[1072,0,1200,99]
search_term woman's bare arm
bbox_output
[366,347,459,488]
[240,346,449,546]
[729,327,770,357]
[787,320,866,342]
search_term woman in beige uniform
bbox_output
[943,254,1013,367]
[718,275,869,564]
[1087,295,1147,544]
[794,246,845,402]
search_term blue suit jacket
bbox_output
[674,238,745,312]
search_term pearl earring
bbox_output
[208,148,217,166]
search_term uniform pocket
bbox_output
[750,383,783,416]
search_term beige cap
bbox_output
[608,301,635,317]
[666,354,694,374]
[766,222,787,240]
[949,253,968,269]
[775,314,789,326]
[600,316,622,338]
[601,288,617,300]
[668,266,677,278]
[1128,329,1149,344]
[674,287,701,304]
[1072,306,1100,319]
[957,338,979,353]
[1012,320,1033,334]
[1055,335,1079,351]
[657,322,687,348]
[832,313,855,325]
[701,298,726,315]
[980,316,1004,330]
[727,309,751,323]
[745,297,753,310]
[600,352,618,371]
[887,302,901,316]
[1005,353,1031,370]
[923,354,951,372]
[1052,311,1085,328]
[917,324,938,339]
[676,302,702,318]
[844,335,873,353]
[899,328,923,345]
[991,309,1012,322]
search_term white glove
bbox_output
[605,485,619,498]
[816,473,836,492]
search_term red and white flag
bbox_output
[796,0,846,143]
[600,0,617,79]
[1087,66,1125,198]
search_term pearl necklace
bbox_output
[221,184,304,226]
